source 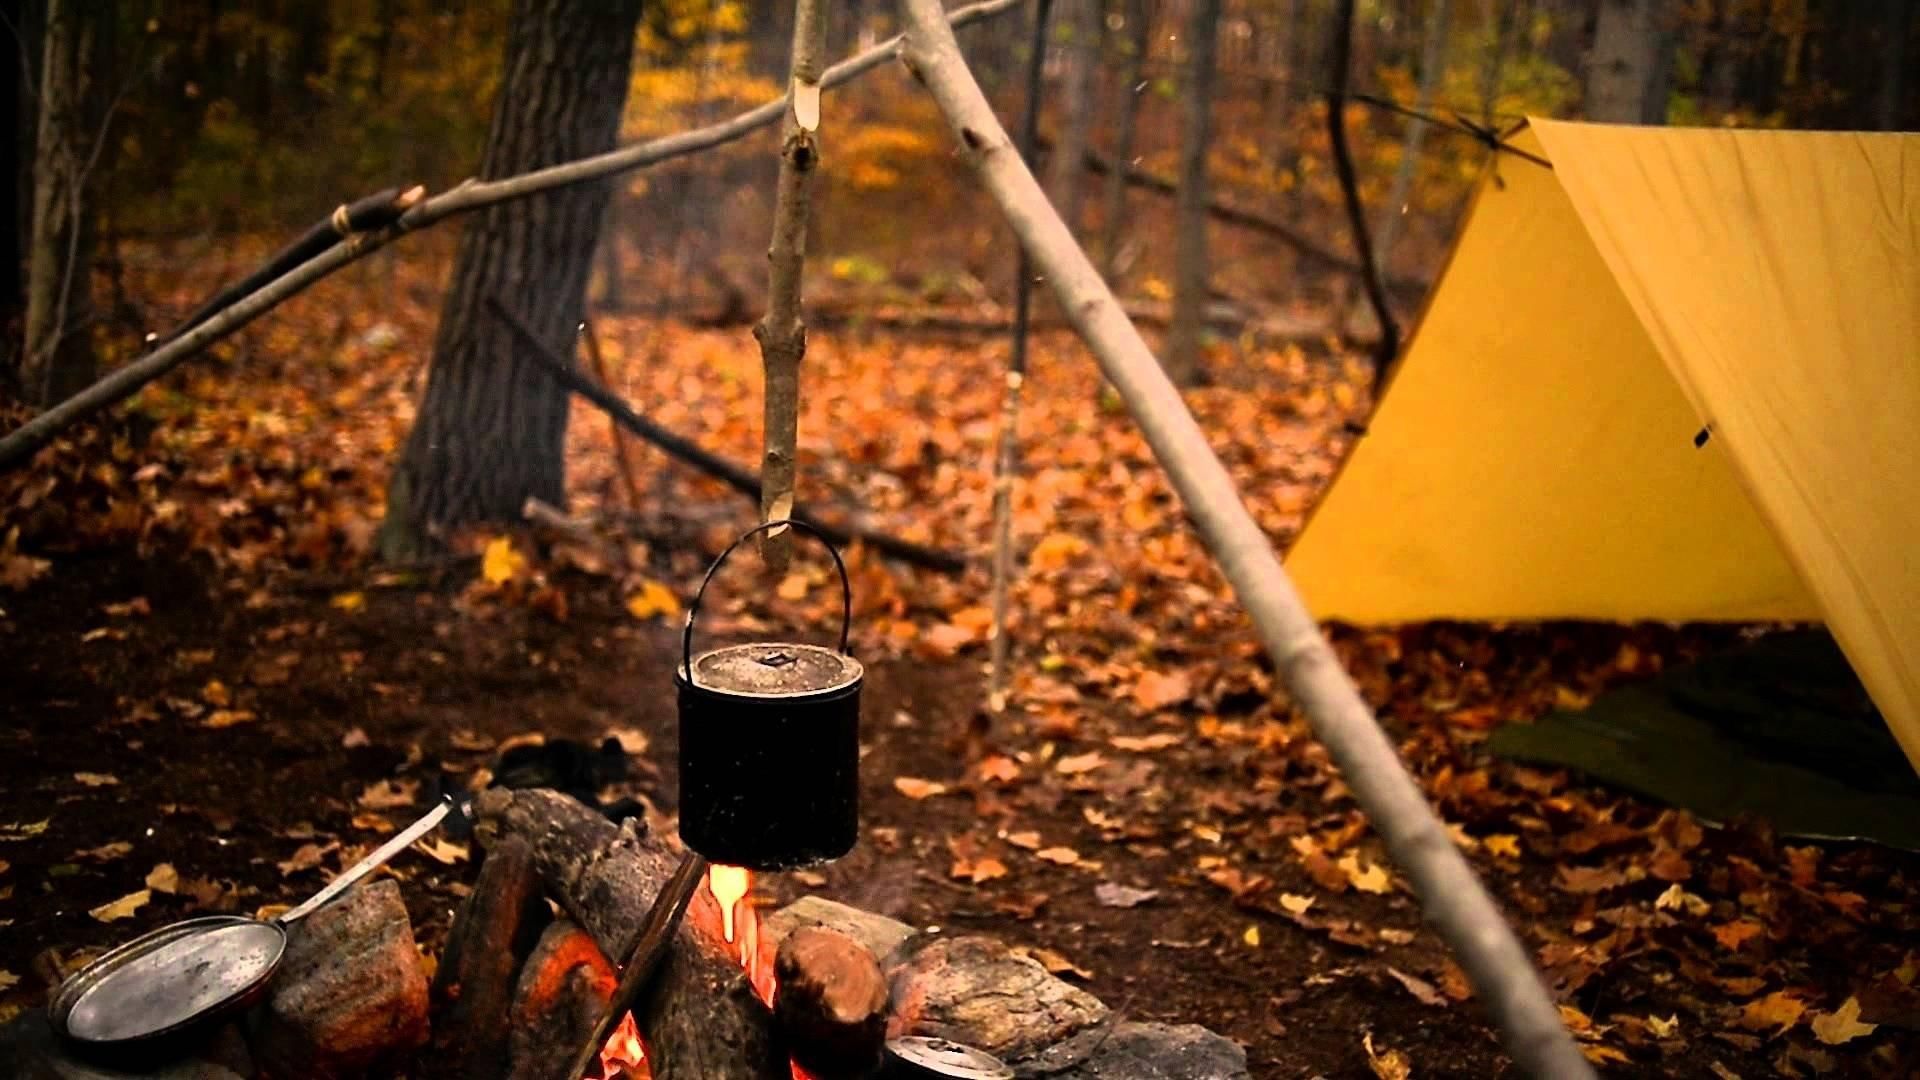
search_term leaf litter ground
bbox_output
[2,243,1918,1077]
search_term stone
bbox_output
[1013,1022,1251,1079]
[887,935,1108,1061]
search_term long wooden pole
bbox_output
[895,2,1590,1075]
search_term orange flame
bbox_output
[709,864,751,943]
[704,863,778,1005]
[597,1011,652,1079]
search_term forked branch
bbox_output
[894,1,1589,1075]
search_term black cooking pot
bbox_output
[676,519,862,871]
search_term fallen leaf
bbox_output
[1581,1045,1631,1066]
[951,855,1008,884]
[975,755,1021,784]
[90,889,151,922]
[351,812,396,833]
[775,573,809,600]
[412,838,470,865]
[358,778,418,809]
[893,777,948,800]
[1484,834,1521,859]
[1654,883,1710,917]
[0,970,17,992]
[1363,1032,1410,1080]
[330,591,366,612]
[1279,892,1316,915]
[624,580,680,620]
[606,727,649,755]
[340,726,371,749]
[1556,864,1631,895]
[0,819,49,842]
[144,863,180,894]
[202,709,258,729]
[1130,670,1192,712]
[1094,882,1159,908]
[1109,732,1180,752]
[202,679,231,707]
[1712,918,1764,952]
[1054,751,1106,775]
[76,841,132,862]
[1378,927,1415,945]
[1004,830,1042,850]
[1017,945,1092,980]
[1387,967,1447,1007]
[1737,990,1805,1034]
[277,842,338,876]
[1809,996,1877,1045]
[72,772,119,788]
[1646,1014,1679,1038]
[1242,925,1261,947]
[1339,852,1392,894]
[1035,846,1081,865]
[481,536,526,584]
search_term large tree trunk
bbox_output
[2,0,23,375]
[1165,0,1220,386]
[1585,0,1668,124]
[382,0,642,557]
[1042,0,1099,236]
[20,0,110,406]
[1099,0,1148,281]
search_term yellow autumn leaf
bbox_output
[482,536,526,585]
[1362,1032,1410,1080]
[1242,924,1261,947]
[1339,852,1393,894]
[412,838,470,866]
[625,579,681,621]
[90,889,151,922]
[1484,834,1521,859]
[1035,846,1081,865]
[776,573,809,600]
[1809,996,1877,1045]
[893,777,948,799]
[1737,990,1806,1033]
[144,863,180,894]
[0,970,17,992]
[330,591,366,612]
[1646,1014,1679,1038]
[1279,892,1315,915]
[73,772,119,787]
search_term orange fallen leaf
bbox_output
[1109,732,1180,752]
[1054,751,1106,775]
[1809,996,1877,1045]
[1130,670,1192,712]
[1737,990,1805,1034]
[893,777,949,800]
[976,755,1021,784]
[1712,919,1764,951]
[90,889,151,922]
[1035,846,1081,865]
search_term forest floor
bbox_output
[3,241,1919,1077]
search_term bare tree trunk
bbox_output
[1372,0,1448,276]
[1165,0,1220,386]
[1585,0,1668,124]
[2,0,24,377]
[754,0,830,572]
[21,0,110,406]
[1876,0,1911,132]
[1042,0,1098,235]
[381,0,642,558]
[1099,0,1148,281]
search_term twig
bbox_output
[0,0,1033,473]
[987,0,1052,714]
[566,850,708,1080]
[1327,0,1399,388]
[581,318,644,511]
[894,2,1590,1076]
[753,0,830,573]
[488,298,969,575]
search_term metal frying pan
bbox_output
[48,797,461,1058]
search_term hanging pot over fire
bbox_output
[676,519,862,871]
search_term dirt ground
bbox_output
[4,540,1917,1078]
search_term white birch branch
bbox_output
[0,0,1031,473]
[894,2,1592,1075]
[753,0,831,571]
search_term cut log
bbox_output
[473,788,786,1080]
[430,835,550,1080]
[771,928,889,1078]
[508,921,617,1080]
[886,935,1107,1061]
[251,878,431,1078]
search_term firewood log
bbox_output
[430,834,549,1080]
[772,927,889,1078]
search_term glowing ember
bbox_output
[598,1010,652,1079]
[708,864,751,943]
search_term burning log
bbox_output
[430,835,550,1080]
[508,922,617,1080]
[771,928,889,1079]
[252,878,431,1078]
[473,788,786,1080]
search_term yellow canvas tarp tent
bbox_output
[1284,118,1920,770]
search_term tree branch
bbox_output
[487,298,968,575]
[1327,0,1399,387]
[0,0,1032,473]
[753,0,831,573]
[894,2,1590,1076]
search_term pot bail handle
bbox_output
[682,518,854,678]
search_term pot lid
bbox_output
[883,1037,1013,1079]
[685,642,862,699]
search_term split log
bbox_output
[508,922,617,1080]
[252,878,430,1078]
[771,928,888,1078]
[430,835,550,1080]
[885,935,1107,1061]
[473,788,786,1080]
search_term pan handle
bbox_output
[277,797,459,925]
